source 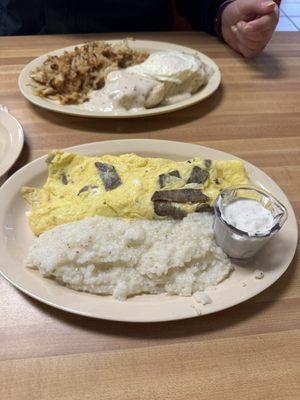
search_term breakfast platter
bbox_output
[0,139,297,322]
[18,40,221,118]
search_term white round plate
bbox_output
[0,140,297,322]
[18,40,221,118]
[0,112,24,177]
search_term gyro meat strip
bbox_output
[152,189,209,204]
[61,172,68,185]
[204,159,212,169]
[187,166,209,184]
[195,203,213,213]
[153,201,187,220]
[95,162,122,191]
[77,185,99,196]
[158,170,181,188]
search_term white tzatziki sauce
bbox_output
[222,199,274,237]
[213,198,276,259]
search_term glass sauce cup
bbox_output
[213,185,288,260]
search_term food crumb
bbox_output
[191,304,202,316]
[242,282,247,287]
[254,270,264,279]
[193,291,212,305]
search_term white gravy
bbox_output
[83,70,160,112]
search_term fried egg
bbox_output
[128,51,204,83]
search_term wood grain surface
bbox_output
[0,32,299,400]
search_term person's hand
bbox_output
[221,0,280,58]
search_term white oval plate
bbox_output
[18,40,221,118]
[0,140,297,322]
[0,112,24,178]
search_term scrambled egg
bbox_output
[22,151,249,235]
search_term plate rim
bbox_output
[0,139,298,322]
[0,112,24,177]
[18,39,221,119]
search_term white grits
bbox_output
[26,213,233,301]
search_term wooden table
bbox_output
[0,32,299,400]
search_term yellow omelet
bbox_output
[22,151,249,235]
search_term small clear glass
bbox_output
[213,185,288,260]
